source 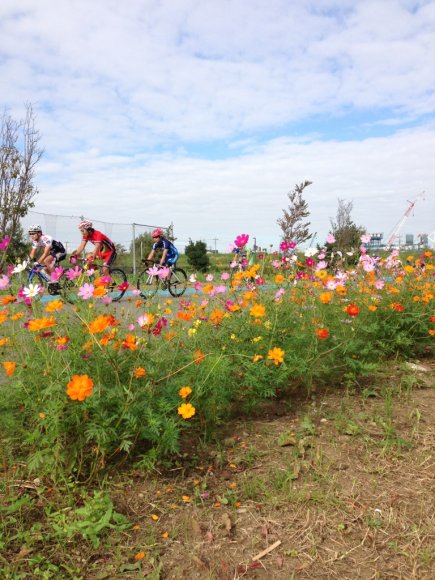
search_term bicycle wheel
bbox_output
[106,268,128,302]
[59,274,78,303]
[167,268,187,297]
[137,270,160,299]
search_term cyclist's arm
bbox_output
[159,249,168,266]
[147,248,155,261]
[38,245,52,263]
[71,240,87,257]
[29,247,37,261]
[89,241,102,261]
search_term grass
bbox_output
[1,359,433,578]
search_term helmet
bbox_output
[78,219,93,230]
[151,228,163,238]
[28,224,42,234]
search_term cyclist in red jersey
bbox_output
[71,220,117,274]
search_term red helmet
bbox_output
[78,219,93,230]
[151,228,163,238]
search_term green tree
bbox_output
[330,198,365,252]
[0,104,43,267]
[277,180,313,244]
[185,239,210,272]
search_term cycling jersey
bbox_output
[32,234,64,253]
[82,230,115,253]
[152,237,178,265]
[83,229,116,266]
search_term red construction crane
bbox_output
[385,191,425,249]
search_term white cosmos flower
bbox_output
[12,260,28,274]
[304,248,318,257]
[23,283,42,298]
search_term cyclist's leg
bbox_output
[101,250,116,276]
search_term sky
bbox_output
[1,0,435,252]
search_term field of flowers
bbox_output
[0,234,433,484]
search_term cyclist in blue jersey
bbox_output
[147,228,178,266]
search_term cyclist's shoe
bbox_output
[48,281,61,295]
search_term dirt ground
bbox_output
[100,361,434,580]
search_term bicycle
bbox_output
[27,261,67,296]
[136,259,187,299]
[61,257,128,303]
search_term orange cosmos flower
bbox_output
[28,317,56,332]
[3,361,16,376]
[66,374,94,401]
[249,304,266,318]
[202,284,214,294]
[275,274,285,284]
[429,329,435,336]
[319,292,333,304]
[391,302,404,312]
[267,347,285,365]
[177,403,196,419]
[122,334,138,350]
[133,367,146,378]
[0,337,9,346]
[0,310,9,325]
[193,349,205,364]
[347,304,359,317]
[315,328,330,340]
[100,332,116,346]
[253,354,263,363]
[368,305,377,312]
[45,299,64,312]
[88,314,116,334]
[134,552,145,561]
[93,286,107,297]
[210,309,224,325]
[178,385,192,399]
[55,335,70,346]
[1,295,16,306]
[10,312,24,321]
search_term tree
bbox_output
[185,239,210,272]
[130,232,154,262]
[330,198,365,252]
[0,104,43,266]
[277,180,313,245]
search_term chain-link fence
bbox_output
[22,210,168,274]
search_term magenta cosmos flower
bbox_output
[234,234,249,248]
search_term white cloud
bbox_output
[1,0,434,251]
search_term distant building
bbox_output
[368,233,383,248]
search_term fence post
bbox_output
[132,223,136,276]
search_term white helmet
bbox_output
[78,219,93,230]
[28,224,42,234]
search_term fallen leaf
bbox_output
[221,512,234,535]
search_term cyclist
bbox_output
[71,220,117,274]
[147,228,178,267]
[28,225,66,280]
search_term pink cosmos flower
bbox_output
[305,257,316,268]
[131,289,141,296]
[229,261,238,269]
[128,324,135,331]
[316,261,327,270]
[271,260,281,269]
[146,265,160,276]
[221,272,230,281]
[50,267,64,281]
[360,234,371,244]
[375,279,385,290]
[78,283,95,300]
[66,266,82,280]
[326,233,336,244]
[234,233,249,248]
[158,267,170,279]
[194,282,202,291]
[255,276,266,286]
[137,314,153,327]
[56,345,68,351]
[0,274,10,289]
[189,274,197,283]
[99,275,111,284]
[0,236,11,251]
[118,281,129,291]
[100,295,113,305]
[206,274,214,282]
[274,288,285,301]
[226,243,235,252]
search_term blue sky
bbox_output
[1,0,434,251]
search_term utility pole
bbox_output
[212,238,218,252]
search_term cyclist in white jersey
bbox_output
[28,224,66,277]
